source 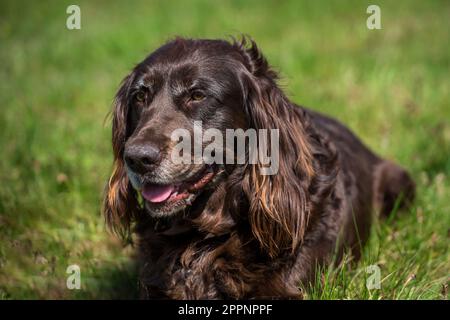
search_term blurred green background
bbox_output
[0,0,448,299]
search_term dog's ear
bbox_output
[103,73,140,242]
[236,38,315,258]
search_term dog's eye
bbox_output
[190,91,205,102]
[134,90,147,103]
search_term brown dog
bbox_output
[103,37,415,299]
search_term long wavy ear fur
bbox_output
[103,74,140,242]
[235,37,315,258]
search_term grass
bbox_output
[0,0,448,299]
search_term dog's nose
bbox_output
[124,144,161,173]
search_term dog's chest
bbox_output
[139,234,300,299]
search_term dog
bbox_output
[103,37,415,299]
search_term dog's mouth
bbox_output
[141,165,217,206]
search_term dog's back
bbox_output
[302,107,415,258]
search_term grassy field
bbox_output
[0,0,448,299]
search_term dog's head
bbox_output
[104,37,314,257]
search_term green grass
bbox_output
[0,0,448,299]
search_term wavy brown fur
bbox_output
[103,37,415,299]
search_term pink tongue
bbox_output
[142,184,174,203]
